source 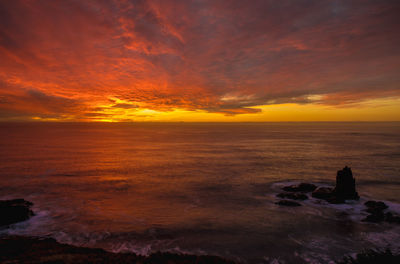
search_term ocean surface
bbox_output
[1,122,400,263]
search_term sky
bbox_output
[0,0,399,122]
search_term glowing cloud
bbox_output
[0,0,399,121]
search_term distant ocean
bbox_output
[1,122,399,263]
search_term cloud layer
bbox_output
[0,0,399,120]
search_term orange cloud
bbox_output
[0,0,399,121]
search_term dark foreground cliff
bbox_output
[0,236,235,264]
[1,235,399,264]
[1,199,236,264]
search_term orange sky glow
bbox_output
[0,0,399,122]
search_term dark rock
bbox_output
[337,249,400,264]
[0,199,33,207]
[276,200,301,207]
[364,201,388,214]
[362,201,400,225]
[362,211,385,223]
[361,201,392,223]
[0,199,34,226]
[311,166,359,204]
[311,187,347,204]
[282,183,317,193]
[312,187,334,200]
[277,192,308,200]
[333,166,359,200]
[0,236,236,264]
[326,196,346,204]
[385,212,400,224]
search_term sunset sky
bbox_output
[0,0,399,122]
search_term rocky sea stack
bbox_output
[311,166,359,204]
[333,166,359,200]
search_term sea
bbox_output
[0,122,399,263]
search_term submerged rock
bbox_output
[0,199,34,226]
[364,201,388,214]
[282,183,317,193]
[362,200,400,224]
[277,192,308,200]
[362,201,387,223]
[362,211,385,223]
[276,200,301,207]
[333,166,359,200]
[385,212,400,224]
[311,187,346,204]
[311,187,334,200]
[327,196,346,204]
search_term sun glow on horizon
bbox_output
[22,97,400,123]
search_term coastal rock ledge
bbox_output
[0,199,34,226]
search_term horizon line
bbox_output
[1,120,400,124]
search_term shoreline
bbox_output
[0,199,234,263]
[0,235,236,264]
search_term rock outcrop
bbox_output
[0,199,34,226]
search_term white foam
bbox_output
[263,256,286,264]
[270,181,300,189]
[165,246,208,256]
[298,238,337,264]
[271,181,400,223]
[363,226,400,253]
[0,209,52,237]
[108,240,216,257]
[384,201,400,214]
[110,241,153,255]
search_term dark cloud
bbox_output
[82,112,112,117]
[26,90,80,112]
[0,89,83,120]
